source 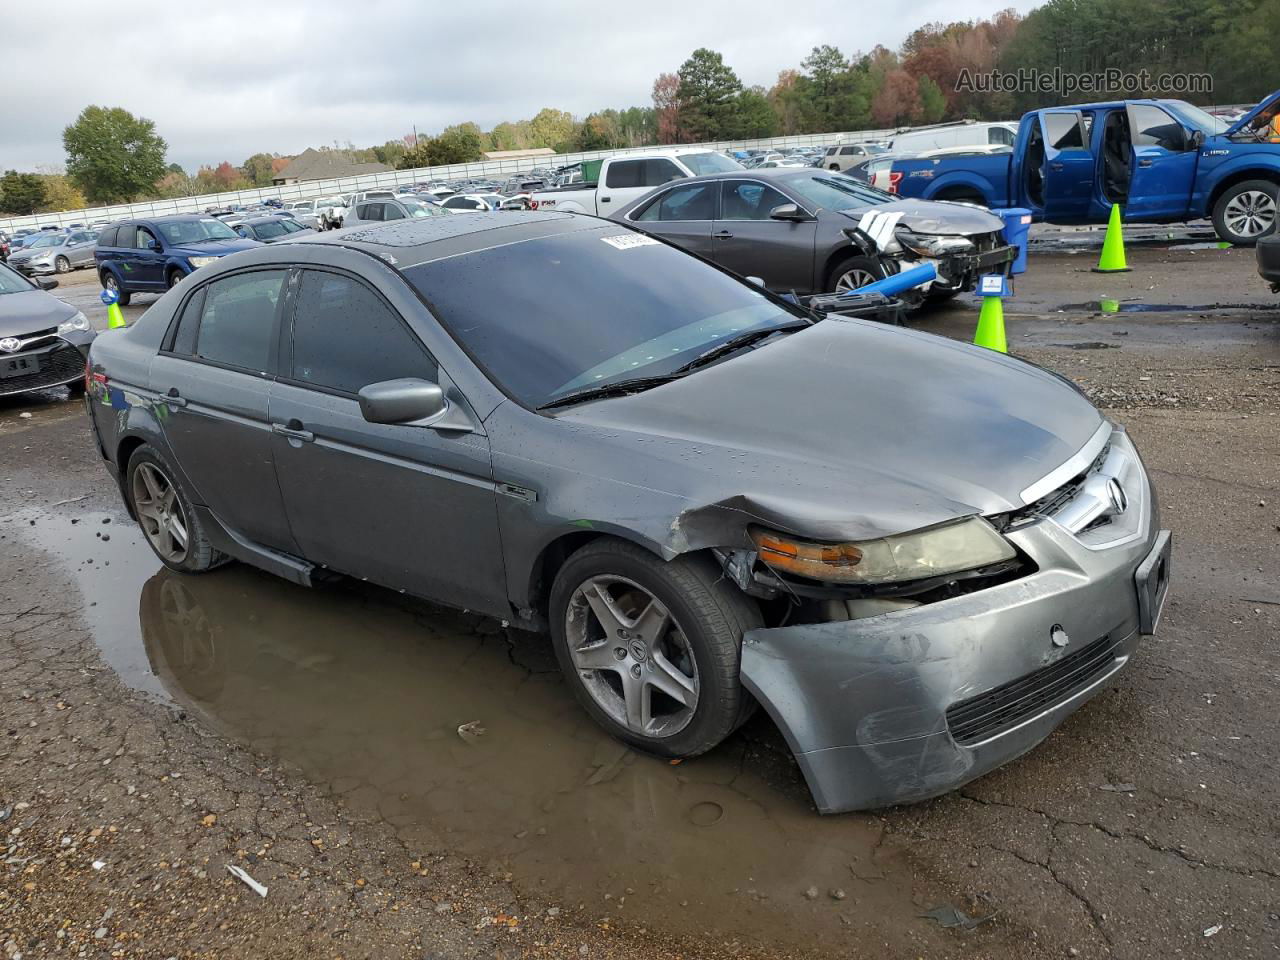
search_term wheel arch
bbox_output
[1206,168,1280,217]
[923,172,993,203]
[820,244,882,292]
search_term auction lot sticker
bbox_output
[602,235,660,250]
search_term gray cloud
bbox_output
[1,0,1040,172]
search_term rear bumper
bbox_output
[740,431,1171,813]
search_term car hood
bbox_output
[836,199,1004,236]
[166,237,262,256]
[557,319,1102,543]
[0,289,77,335]
[9,245,59,261]
[1223,88,1280,137]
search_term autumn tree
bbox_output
[871,69,923,127]
[652,72,682,143]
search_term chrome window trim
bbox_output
[1019,420,1113,505]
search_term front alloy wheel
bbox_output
[565,575,699,738]
[1223,191,1276,240]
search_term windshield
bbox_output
[1164,100,1232,136]
[402,226,804,408]
[0,262,34,294]
[29,234,64,249]
[681,152,742,175]
[786,172,892,209]
[252,220,289,239]
[400,200,437,218]
[157,219,240,244]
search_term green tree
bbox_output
[62,106,167,203]
[372,140,407,167]
[429,125,484,164]
[527,108,575,150]
[39,175,86,213]
[917,75,948,124]
[729,88,779,138]
[676,48,744,141]
[0,171,46,215]
[240,152,276,187]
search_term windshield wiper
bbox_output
[537,321,808,412]
[537,374,684,411]
[664,320,810,377]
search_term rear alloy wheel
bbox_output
[126,446,226,573]
[102,272,131,306]
[1213,180,1279,246]
[829,254,885,293]
[550,540,761,758]
[54,256,70,274]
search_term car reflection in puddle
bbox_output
[17,512,920,951]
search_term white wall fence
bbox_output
[0,128,895,233]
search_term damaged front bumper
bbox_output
[739,431,1171,814]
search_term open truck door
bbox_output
[1039,109,1094,220]
[1124,103,1198,220]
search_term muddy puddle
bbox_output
[1055,299,1280,314]
[11,510,929,951]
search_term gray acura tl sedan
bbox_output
[84,212,1171,813]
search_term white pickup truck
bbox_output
[529,148,742,215]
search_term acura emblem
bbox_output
[0,338,19,353]
[1105,478,1128,515]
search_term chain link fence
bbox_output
[0,129,896,234]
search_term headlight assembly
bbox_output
[895,231,976,258]
[188,256,219,269]
[58,311,90,334]
[750,517,1016,585]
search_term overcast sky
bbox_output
[3,0,1041,172]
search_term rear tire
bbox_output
[549,539,761,759]
[125,445,227,574]
[1212,179,1279,246]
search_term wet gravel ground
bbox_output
[2,246,1278,959]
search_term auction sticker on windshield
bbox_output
[602,235,660,250]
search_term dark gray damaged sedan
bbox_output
[85,212,1172,813]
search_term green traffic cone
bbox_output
[973,295,1007,353]
[107,302,126,329]
[1093,204,1131,273]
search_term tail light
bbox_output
[888,172,903,194]
[529,200,539,210]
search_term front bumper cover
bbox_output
[739,433,1169,814]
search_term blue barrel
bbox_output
[992,207,1032,275]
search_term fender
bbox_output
[921,171,997,203]
[1193,152,1280,217]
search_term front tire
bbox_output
[166,268,186,289]
[828,253,885,293]
[101,272,131,306]
[1212,179,1279,246]
[55,256,70,274]
[549,540,761,759]
[125,445,226,574]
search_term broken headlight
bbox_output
[750,517,1015,585]
[895,231,976,258]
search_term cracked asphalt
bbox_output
[1,247,1278,959]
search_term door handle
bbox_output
[600,196,611,203]
[1048,162,1064,171]
[163,387,187,408]
[271,419,314,442]
[714,230,733,240]
[1138,158,1154,168]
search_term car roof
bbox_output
[278,210,589,265]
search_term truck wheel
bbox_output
[101,271,131,306]
[549,539,761,759]
[1212,180,1278,246]
[828,254,885,293]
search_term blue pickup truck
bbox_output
[891,92,1280,245]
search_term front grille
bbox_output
[946,634,1122,746]
[0,343,84,396]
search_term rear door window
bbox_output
[288,270,436,395]
[194,270,287,372]
[605,160,643,188]
[988,126,1016,146]
[97,225,119,247]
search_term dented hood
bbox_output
[838,199,1005,236]
[557,319,1102,543]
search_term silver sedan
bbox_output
[7,230,97,275]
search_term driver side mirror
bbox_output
[145,237,161,252]
[358,378,450,426]
[769,203,809,222]
[1188,129,1205,151]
